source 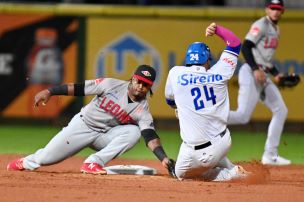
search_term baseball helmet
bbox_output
[185,42,211,66]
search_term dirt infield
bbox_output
[1,154,303,202]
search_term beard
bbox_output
[128,84,146,102]
[132,90,146,101]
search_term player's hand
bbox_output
[34,89,51,107]
[253,69,266,85]
[162,157,177,178]
[274,73,284,84]
[205,22,217,37]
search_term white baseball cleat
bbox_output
[232,165,251,179]
[261,155,291,166]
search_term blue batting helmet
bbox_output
[185,42,211,66]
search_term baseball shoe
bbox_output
[233,165,251,179]
[7,158,25,171]
[262,155,291,166]
[80,163,107,175]
[209,165,251,181]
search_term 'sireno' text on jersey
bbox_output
[178,73,223,86]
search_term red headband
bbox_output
[268,4,284,11]
[133,75,153,86]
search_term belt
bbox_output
[194,128,227,150]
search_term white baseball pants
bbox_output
[175,129,238,181]
[228,63,288,156]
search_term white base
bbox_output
[104,165,157,175]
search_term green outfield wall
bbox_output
[1,3,303,121]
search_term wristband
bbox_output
[268,67,279,77]
[141,129,159,145]
[48,85,68,95]
[74,83,85,96]
[153,146,167,162]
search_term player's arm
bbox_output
[242,39,259,71]
[141,129,177,178]
[164,71,176,109]
[242,39,280,76]
[34,83,85,107]
[242,39,268,84]
[141,129,169,162]
[165,98,176,109]
[206,22,241,56]
[242,21,272,85]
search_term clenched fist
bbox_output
[34,89,51,107]
[205,22,217,37]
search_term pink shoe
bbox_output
[7,158,25,171]
[80,163,107,175]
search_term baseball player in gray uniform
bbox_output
[165,22,249,181]
[228,0,290,165]
[7,64,176,176]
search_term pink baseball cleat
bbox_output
[80,163,107,175]
[7,158,25,171]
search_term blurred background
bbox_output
[0,0,304,7]
[0,0,303,162]
[1,0,304,7]
[1,0,304,130]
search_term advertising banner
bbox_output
[2,6,303,121]
[0,14,79,118]
[85,17,304,120]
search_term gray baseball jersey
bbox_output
[80,78,155,132]
[228,14,289,163]
[245,16,279,70]
[22,77,155,170]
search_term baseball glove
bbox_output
[278,73,301,88]
[167,159,177,178]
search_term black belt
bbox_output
[194,128,227,150]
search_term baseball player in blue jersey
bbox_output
[165,23,249,181]
[228,0,290,166]
[7,64,176,177]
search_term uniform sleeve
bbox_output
[137,109,155,131]
[212,52,238,79]
[245,20,265,45]
[84,78,110,95]
[215,24,241,56]
[164,70,176,108]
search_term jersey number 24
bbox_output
[191,86,216,110]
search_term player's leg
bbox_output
[228,64,260,125]
[200,156,237,180]
[202,163,249,181]
[200,131,244,181]
[22,113,99,170]
[203,155,250,181]
[175,129,231,180]
[201,130,250,181]
[261,80,290,165]
[216,156,235,169]
[85,125,141,166]
[175,142,202,179]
